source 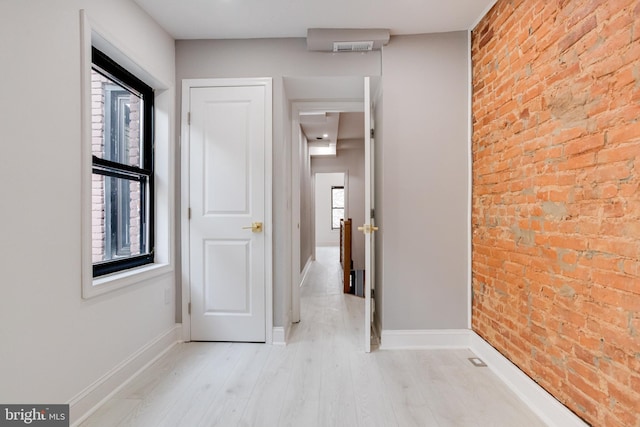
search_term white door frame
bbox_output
[181,78,273,343]
[290,101,364,324]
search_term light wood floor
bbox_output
[80,246,546,427]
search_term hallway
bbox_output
[80,247,546,426]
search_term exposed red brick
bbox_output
[472,0,640,426]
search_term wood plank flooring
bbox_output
[80,247,547,427]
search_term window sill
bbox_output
[83,263,172,299]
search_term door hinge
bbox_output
[371,289,375,299]
[370,128,375,138]
[187,112,191,125]
[188,207,191,219]
[188,302,191,315]
[370,209,375,219]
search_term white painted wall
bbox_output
[0,1,470,418]
[380,32,470,330]
[298,130,313,272]
[175,39,381,327]
[314,173,344,246]
[0,0,176,421]
[176,35,469,332]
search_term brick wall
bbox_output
[91,70,142,263]
[92,71,107,263]
[471,1,640,426]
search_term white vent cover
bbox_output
[333,41,374,52]
[307,28,390,52]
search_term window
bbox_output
[331,186,345,229]
[91,47,154,277]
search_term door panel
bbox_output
[189,83,267,342]
[203,100,250,214]
[203,240,250,313]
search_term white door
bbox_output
[362,77,378,353]
[188,81,271,342]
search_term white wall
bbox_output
[380,32,470,330]
[312,144,366,269]
[298,130,313,272]
[0,0,176,421]
[176,35,469,332]
[314,173,344,246]
[175,39,381,327]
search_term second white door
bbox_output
[188,80,271,342]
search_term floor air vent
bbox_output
[333,41,374,52]
[468,357,487,367]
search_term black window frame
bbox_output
[91,47,155,277]
[331,186,345,230]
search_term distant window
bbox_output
[331,186,345,229]
[91,47,154,277]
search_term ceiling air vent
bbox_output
[307,28,390,52]
[333,41,374,52]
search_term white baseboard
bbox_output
[380,329,471,350]
[380,328,587,427]
[272,310,292,346]
[469,332,588,427]
[68,324,182,426]
[272,326,287,346]
[371,317,381,345]
[300,255,313,287]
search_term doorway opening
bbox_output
[288,76,379,352]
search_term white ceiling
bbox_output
[300,112,341,146]
[133,0,497,40]
[300,112,365,156]
[133,0,497,154]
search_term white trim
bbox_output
[69,325,182,426]
[89,264,173,297]
[180,79,191,341]
[80,10,93,296]
[380,329,587,426]
[180,78,273,344]
[380,329,471,350]
[300,255,313,287]
[371,318,381,346]
[373,314,382,344]
[264,79,274,345]
[469,0,499,31]
[272,327,287,346]
[470,332,588,427]
[311,173,316,263]
[80,10,175,299]
[80,12,170,90]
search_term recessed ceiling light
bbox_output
[323,133,329,138]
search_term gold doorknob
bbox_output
[358,224,379,234]
[242,222,263,233]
